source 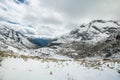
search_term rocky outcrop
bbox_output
[0,24,39,49]
[0,20,120,59]
[57,20,120,59]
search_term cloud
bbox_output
[39,0,120,22]
[0,0,120,37]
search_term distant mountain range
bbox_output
[0,20,120,59]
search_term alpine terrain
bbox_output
[0,0,120,80]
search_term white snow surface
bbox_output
[0,58,120,80]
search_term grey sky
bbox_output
[0,0,120,36]
[39,0,120,23]
[23,0,120,36]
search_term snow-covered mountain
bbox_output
[56,20,120,59]
[0,20,120,59]
[59,20,120,43]
[0,24,39,49]
[1,19,120,80]
[0,1,120,80]
[0,23,62,58]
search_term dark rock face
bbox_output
[116,34,120,40]
[118,70,120,74]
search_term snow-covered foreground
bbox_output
[0,58,120,80]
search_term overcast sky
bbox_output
[0,0,120,37]
[26,0,120,24]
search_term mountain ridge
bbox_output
[0,20,120,59]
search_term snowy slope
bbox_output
[0,58,120,80]
[0,24,65,59]
[0,20,120,59]
[59,20,120,43]
[0,18,120,80]
[54,20,120,59]
[0,24,39,49]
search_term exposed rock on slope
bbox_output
[60,20,120,43]
[0,24,39,50]
[0,20,120,59]
[57,20,120,59]
[0,24,62,58]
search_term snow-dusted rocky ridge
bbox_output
[0,20,120,59]
[57,20,120,59]
[0,20,120,80]
[0,23,64,59]
[0,24,39,49]
[59,20,120,43]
